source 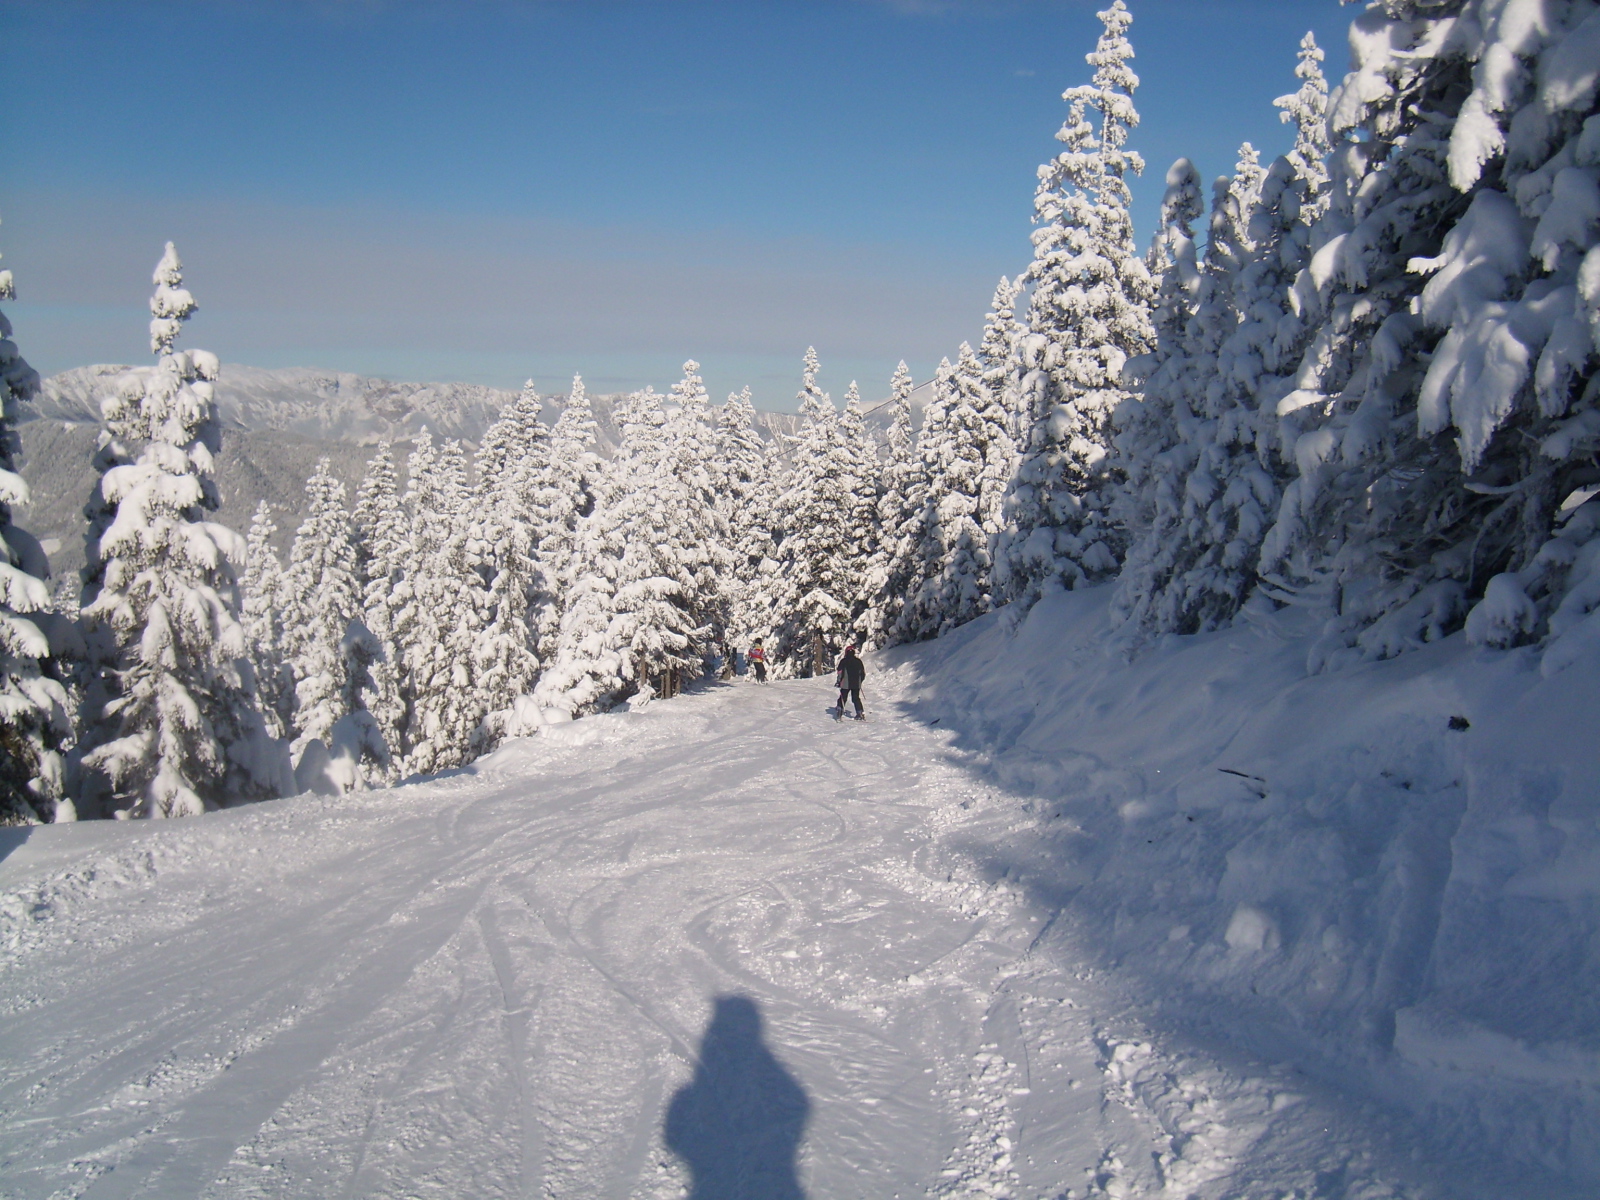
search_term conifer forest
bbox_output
[4,3,1600,1196]
[1,1,1597,823]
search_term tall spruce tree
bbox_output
[979,278,1026,441]
[351,444,408,770]
[771,348,854,672]
[0,222,71,823]
[77,244,277,817]
[1112,157,1223,634]
[891,359,953,641]
[241,501,293,741]
[837,381,882,630]
[403,436,487,774]
[281,459,363,755]
[666,360,734,648]
[537,387,706,712]
[1113,32,1333,641]
[530,375,603,661]
[860,362,918,646]
[468,393,544,746]
[714,386,776,648]
[893,344,1015,640]
[992,0,1155,607]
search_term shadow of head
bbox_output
[664,994,810,1199]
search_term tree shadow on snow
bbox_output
[664,994,810,1199]
[0,824,31,864]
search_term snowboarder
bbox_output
[749,639,768,684]
[834,644,865,720]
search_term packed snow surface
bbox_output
[2,589,1596,1198]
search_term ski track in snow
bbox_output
[0,674,1471,1199]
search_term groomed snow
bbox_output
[3,589,1596,1198]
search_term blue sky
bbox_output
[1,0,1353,409]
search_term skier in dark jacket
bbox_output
[834,645,866,720]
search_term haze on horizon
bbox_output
[1,0,1350,410]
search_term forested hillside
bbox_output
[15,366,809,579]
[0,0,1592,830]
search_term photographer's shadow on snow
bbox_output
[664,994,810,1199]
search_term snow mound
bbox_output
[886,585,1600,1188]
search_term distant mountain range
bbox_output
[21,363,922,588]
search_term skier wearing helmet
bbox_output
[834,644,866,721]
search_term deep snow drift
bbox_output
[2,590,1595,1198]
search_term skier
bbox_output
[749,639,768,684]
[834,644,865,720]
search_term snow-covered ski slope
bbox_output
[2,588,1595,1198]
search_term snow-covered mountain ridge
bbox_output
[32,362,811,450]
[36,363,516,444]
[17,363,811,581]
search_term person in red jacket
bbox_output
[748,639,768,684]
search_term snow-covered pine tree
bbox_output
[478,379,547,495]
[607,387,712,698]
[1198,144,1267,359]
[242,501,293,741]
[1254,2,1600,669]
[1112,156,1230,634]
[403,435,487,774]
[891,359,954,641]
[77,243,278,818]
[1274,31,1332,225]
[969,344,1022,546]
[979,277,1026,441]
[351,444,408,768]
[281,459,366,757]
[836,381,882,631]
[666,360,734,651]
[537,387,706,712]
[859,362,918,646]
[530,374,604,661]
[1424,5,1600,666]
[753,403,793,646]
[992,0,1155,608]
[1114,32,1332,641]
[894,344,1015,640]
[467,392,544,748]
[532,504,623,717]
[477,379,555,579]
[0,222,71,823]
[770,348,854,672]
[714,385,777,649]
